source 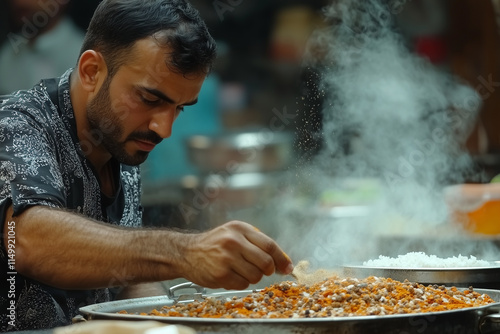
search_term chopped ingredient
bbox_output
[123,276,494,319]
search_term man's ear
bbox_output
[77,50,108,93]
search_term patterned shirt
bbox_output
[0,69,143,331]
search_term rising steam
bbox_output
[277,0,489,269]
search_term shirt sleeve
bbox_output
[119,166,143,228]
[0,107,66,246]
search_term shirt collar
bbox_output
[56,68,81,147]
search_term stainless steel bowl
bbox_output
[176,172,282,229]
[343,262,500,289]
[181,173,276,208]
[186,130,294,173]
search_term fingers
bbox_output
[205,268,255,291]
[211,224,273,284]
[243,225,294,275]
[229,258,264,287]
[230,238,274,280]
[185,221,293,290]
[240,242,276,277]
[182,225,261,290]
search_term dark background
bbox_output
[1,0,500,174]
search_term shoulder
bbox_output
[1,84,54,120]
[0,85,62,151]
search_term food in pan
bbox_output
[124,276,494,319]
[363,252,491,268]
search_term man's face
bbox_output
[86,37,206,166]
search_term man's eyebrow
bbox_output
[141,86,198,106]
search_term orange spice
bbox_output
[123,276,494,319]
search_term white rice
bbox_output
[363,252,491,268]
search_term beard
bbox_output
[86,76,162,166]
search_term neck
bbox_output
[100,160,116,198]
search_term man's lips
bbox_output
[134,139,157,152]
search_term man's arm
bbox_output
[4,205,293,290]
[114,282,167,300]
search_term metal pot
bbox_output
[181,173,277,208]
[186,130,294,174]
[343,261,500,290]
[178,173,281,229]
[79,283,500,334]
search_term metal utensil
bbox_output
[166,282,206,305]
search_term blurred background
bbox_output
[1,0,500,250]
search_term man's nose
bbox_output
[149,109,176,139]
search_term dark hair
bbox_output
[79,0,217,77]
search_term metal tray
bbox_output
[79,283,500,334]
[343,261,500,289]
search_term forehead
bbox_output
[118,37,206,84]
[113,37,206,101]
[123,37,173,81]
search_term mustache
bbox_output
[127,131,163,145]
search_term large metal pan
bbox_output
[343,261,500,290]
[79,283,500,334]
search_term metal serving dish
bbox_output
[343,261,500,290]
[186,130,294,173]
[79,283,500,334]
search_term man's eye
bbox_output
[140,96,161,105]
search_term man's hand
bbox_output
[180,221,293,290]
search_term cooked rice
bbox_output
[363,252,490,268]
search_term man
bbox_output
[0,0,293,331]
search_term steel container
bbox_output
[79,283,500,334]
[186,130,294,174]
